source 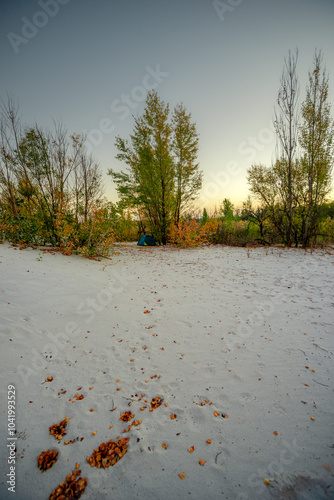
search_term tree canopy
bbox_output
[247,49,333,247]
[109,90,202,244]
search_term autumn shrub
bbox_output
[55,204,115,258]
[168,217,219,247]
[0,197,115,257]
[77,207,115,258]
[0,210,47,246]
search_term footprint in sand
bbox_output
[241,392,252,402]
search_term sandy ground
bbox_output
[0,241,333,500]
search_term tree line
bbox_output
[0,49,333,254]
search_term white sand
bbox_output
[0,242,333,499]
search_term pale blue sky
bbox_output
[1,0,334,210]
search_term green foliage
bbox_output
[241,197,270,240]
[320,201,334,218]
[318,217,334,245]
[247,49,334,248]
[298,50,334,246]
[107,203,138,242]
[201,207,208,226]
[0,211,43,245]
[0,103,113,257]
[214,219,249,245]
[220,198,234,220]
[109,90,202,244]
[54,200,115,257]
[172,103,203,223]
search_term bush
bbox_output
[168,218,219,247]
[0,211,46,246]
[0,199,115,258]
[213,219,247,245]
[55,203,115,258]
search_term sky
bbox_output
[1,0,334,212]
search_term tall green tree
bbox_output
[220,198,234,219]
[172,103,202,223]
[201,207,208,226]
[299,50,334,246]
[109,91,202,244]
[110,91,174,244]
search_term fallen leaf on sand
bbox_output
[64,439,76,445]
[214,411,219,417]
[199,459,206,466]
[72,394,84,401]
[87,438,129,468]
[150,396,163,410]
[49,417,70,440]
[120,411,134,422]
[49,469,87,499]
[45,376,53,382]
[178,472,185,479]
[37,449,58,471]
[187,446,195,453]
[273,431,278,435]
